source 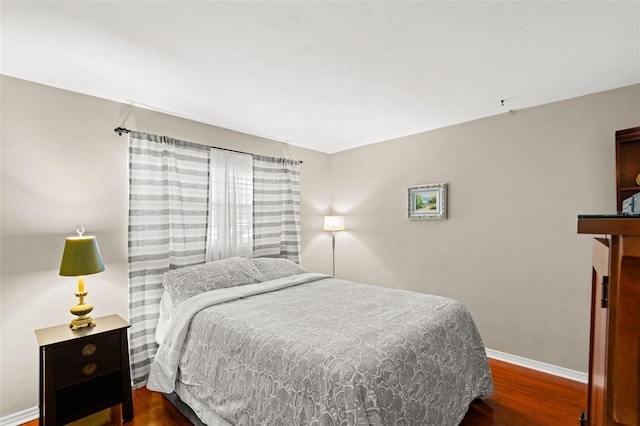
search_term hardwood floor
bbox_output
[460,359,586,426]
[23,358,586,426]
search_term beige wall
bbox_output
[2,75,639,418]
[0,75,332,416]
[328,84,640,372]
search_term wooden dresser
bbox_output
[578,216,640,426]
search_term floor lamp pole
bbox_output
[331,230,336,276]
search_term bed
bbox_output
[146,257,493,425]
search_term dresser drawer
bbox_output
[52,332,120,368]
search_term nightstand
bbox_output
[35,314,134,425]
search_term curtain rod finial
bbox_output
[114,127,130,136]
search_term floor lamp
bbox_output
[323,215,345,276]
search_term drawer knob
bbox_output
[82,363,98,377]
[81,343,97,357]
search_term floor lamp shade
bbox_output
[323,215,345,232]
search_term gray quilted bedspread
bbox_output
[175,277,493,425]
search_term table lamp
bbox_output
[59,226,105,330]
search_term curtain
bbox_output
[127,133,301,387]
[127,132,210,387]
[253,155,302,263]
[206,149,253,261]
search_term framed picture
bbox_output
[408,183,447,220]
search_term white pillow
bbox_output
[155,291,174,345]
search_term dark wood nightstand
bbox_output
[35,314,134,425]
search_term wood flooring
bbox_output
[460,359,586,425]
[22,358,586,426]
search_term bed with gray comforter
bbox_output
[147,257,493,426]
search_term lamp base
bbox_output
[69,315,96,330]
[69,292,95,330]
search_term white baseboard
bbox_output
[0,406,38,426]
[486,348,588,384]
[0,350,587,425]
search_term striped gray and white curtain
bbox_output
[253,155,301,263]
[127,134,301,386]
[127,132,210,387]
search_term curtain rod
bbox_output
[113,127,302,164]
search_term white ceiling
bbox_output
[1,1,639,153]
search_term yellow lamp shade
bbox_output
[59,236,105,277]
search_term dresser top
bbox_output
[578,215,640,236]
[35,314,130,347]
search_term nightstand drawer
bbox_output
[55,351,122,388]
[52,333,120,367]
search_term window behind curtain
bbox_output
[206,149,253,261]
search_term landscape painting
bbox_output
[408,183,447,220]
